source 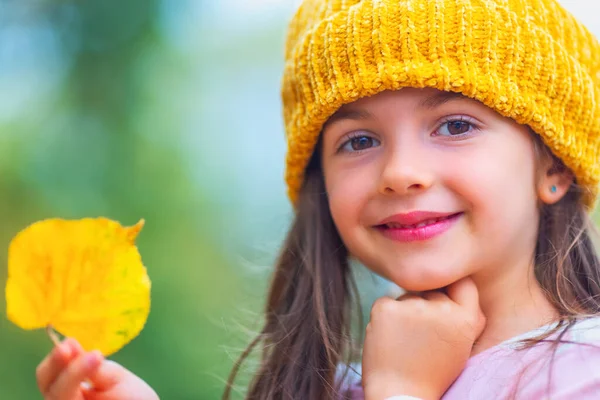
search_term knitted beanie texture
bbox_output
[282,0,600,209]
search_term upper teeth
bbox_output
[386,216,449,229]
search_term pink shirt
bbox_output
[339,317,600,399]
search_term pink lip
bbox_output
[375,211,463,243]
[377,211,459,226]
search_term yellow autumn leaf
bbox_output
[5,217,151,356]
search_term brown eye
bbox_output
[448,121,470,135]
[351,136,374,150]
[439,120,473,136]
[340,135,381,152]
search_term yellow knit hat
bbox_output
[282,0,600,209]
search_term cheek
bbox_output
[450,158,509,209]
[449,140,537,205]
[325,166,375,239]
[448,140,539,242]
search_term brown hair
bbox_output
[223,135,600,400]
[532,135,600,318]
[222,146,361,399]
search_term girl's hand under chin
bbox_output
[36,337,159,400]
[361,277,486,400]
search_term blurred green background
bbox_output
[0,1,598,399]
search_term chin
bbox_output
[384,262,470,293]
[394,278,454,292]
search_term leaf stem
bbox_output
[46,325,61,347]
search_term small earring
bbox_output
[550,185,557,193]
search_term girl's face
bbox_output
[321,88,544,291]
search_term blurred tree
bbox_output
[0,0,250,399]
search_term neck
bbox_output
[470,258,559,356]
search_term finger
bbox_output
[36,338,77,393]
[446,277,480,313]
[421,290,448,303]
[88,360,128,391]
[65,338,85,358]
[370,296,402,323]
[47,351,103,398]
[395,292,422,301]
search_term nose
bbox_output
[377,140,435,196]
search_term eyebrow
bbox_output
[324,109,373,127]
[418,91,466,110]
[324,91,468,127]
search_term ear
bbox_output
[537,158,574,205]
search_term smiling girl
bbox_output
[223,0,600,398]
[35,0,600,399]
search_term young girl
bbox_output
[35,0,600,399]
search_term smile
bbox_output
[375,212,463,242]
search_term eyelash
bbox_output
[336,115,481,154]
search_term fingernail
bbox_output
[85,351,101,368]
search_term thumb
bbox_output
[446,277,481,314]
[447,277,486,337]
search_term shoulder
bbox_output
[563,316,600,344]
[550,316,600,364]
[445,317,600,399]
[535,317,600,398]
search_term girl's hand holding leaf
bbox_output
[4,217,157,400]
[36,337,158,400]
